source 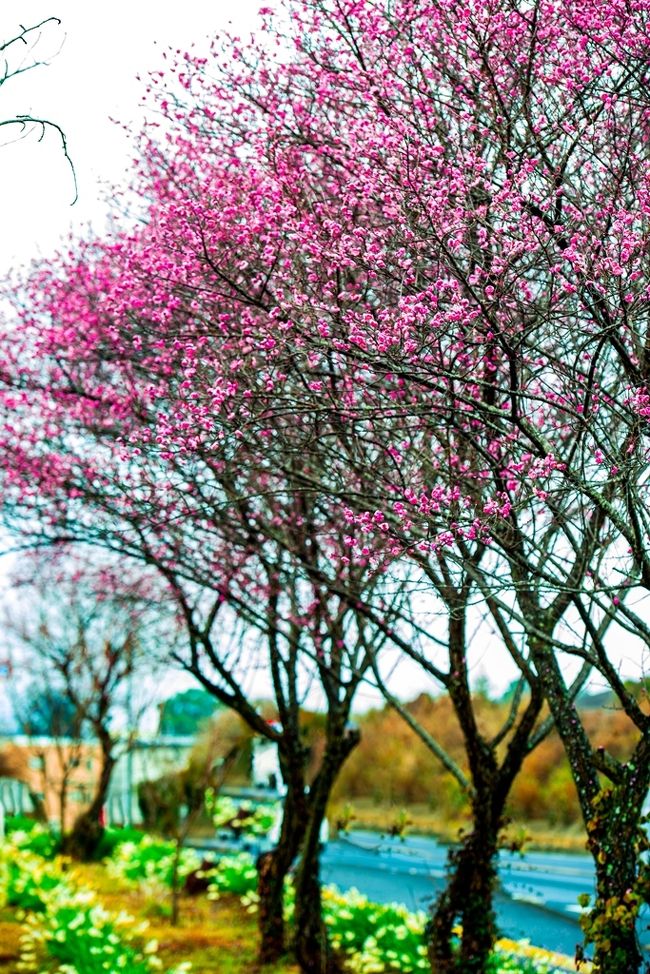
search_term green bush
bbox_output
[321,887,429,972]
[205,792,280,836]
[107,836,200,887]
[0,838,191,974]
[28,896,165,974]
[2,851,62,912]
[206,853,258,900]
[5,814,42,833]
[5,820,61,859]
[95,825,147,860]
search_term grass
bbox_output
[0,858,585,974]
[0,910,23,972]
[0,862,298,974]
[86,864,298,974]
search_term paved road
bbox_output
[321,832,588,958]
[194,830,650,961]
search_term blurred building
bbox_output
[0,734,194,829]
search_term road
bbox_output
[195,829,650,960]
[321,832,588,958]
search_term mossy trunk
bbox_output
[428,796,501,974]
[585,788,644,974]
[292,730,358,974]
[292,798,342,974]
[427,609,545,974]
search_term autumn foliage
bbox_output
[334,693,645,831]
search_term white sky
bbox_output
[0,1,262,270]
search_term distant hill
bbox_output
[331,691,644,828]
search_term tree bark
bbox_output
[528,638,650,972]
[293,851,340,974]
[257,789,306,964]
[586,788,644,974]
[426,609,503,974]
[292,731,358,974]
[426,609,547,974]
[428,792,501,974]
[59,780,68,835]
[64,736,114,860]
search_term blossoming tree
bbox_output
[6,554,162,858]
[4,0,650,971]
[0,269,404,971]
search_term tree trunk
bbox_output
[426,608,507,974]
[257,790,306,964]
[292,799,341,974]
[170,838,183,926]
[292,733,358,974]
[428,794,501,974]
[293,851,340,974]
[528,638,650,972]
[585,788,644,974]
[64,739,115,860]
[59,780,68,835]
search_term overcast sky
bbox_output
[0,1,261,270]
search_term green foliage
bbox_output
[319,888,554,973]
[2,851,61,912]
[5,820,61,859]
[333,802,357,833]
[201,852,567,973]
[206,853,259,900]
[25,896,166,974]
[322,888,429,972]
[206,792,279,836]
[159,688,220,736]
[107,836,201,887]
[486,955,553,974]
[387,809,411,839]
[5,814,41,834]
[0,837,190,974]
[94,825,148,860]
